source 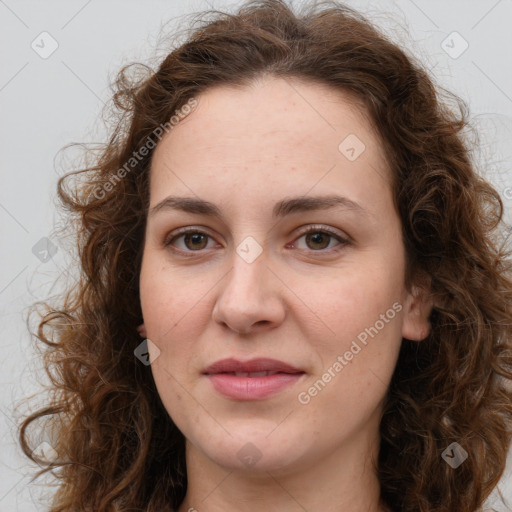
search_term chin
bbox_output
[192,424,309,474]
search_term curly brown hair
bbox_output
[17,1,512,511]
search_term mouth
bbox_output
[218,371,297,377]
[203,358,305,400]
[203,357,304,375]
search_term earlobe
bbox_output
[401,285,435,341]
[137,323,147,338]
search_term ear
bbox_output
[137,323,147,338]
[401,283,435,341]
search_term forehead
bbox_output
[159,76,377,147]
[149,76,390,209]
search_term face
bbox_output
[139,76,431,475]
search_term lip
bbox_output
[203,358,305,401]
[204,357,303,374]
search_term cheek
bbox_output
[298,283,403,429]
[139,256,208,341]
[299,263,404,396]
[139,257,213,384]
[306,266,403,339]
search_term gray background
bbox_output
[1,0,511,510]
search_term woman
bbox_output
[19,1,512,511]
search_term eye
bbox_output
[164,228,218,254]
[163,224,351,257]
[289,225,350,252]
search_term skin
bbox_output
[138,75,433,512]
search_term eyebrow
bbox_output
[148,194,370,220]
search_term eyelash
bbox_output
[163,225,351,258]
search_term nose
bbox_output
[212,249,286,335]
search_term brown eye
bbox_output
[304,232,331,250]
[182,232,209,250]
[165,229,217,253]
[290,225,351,253]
